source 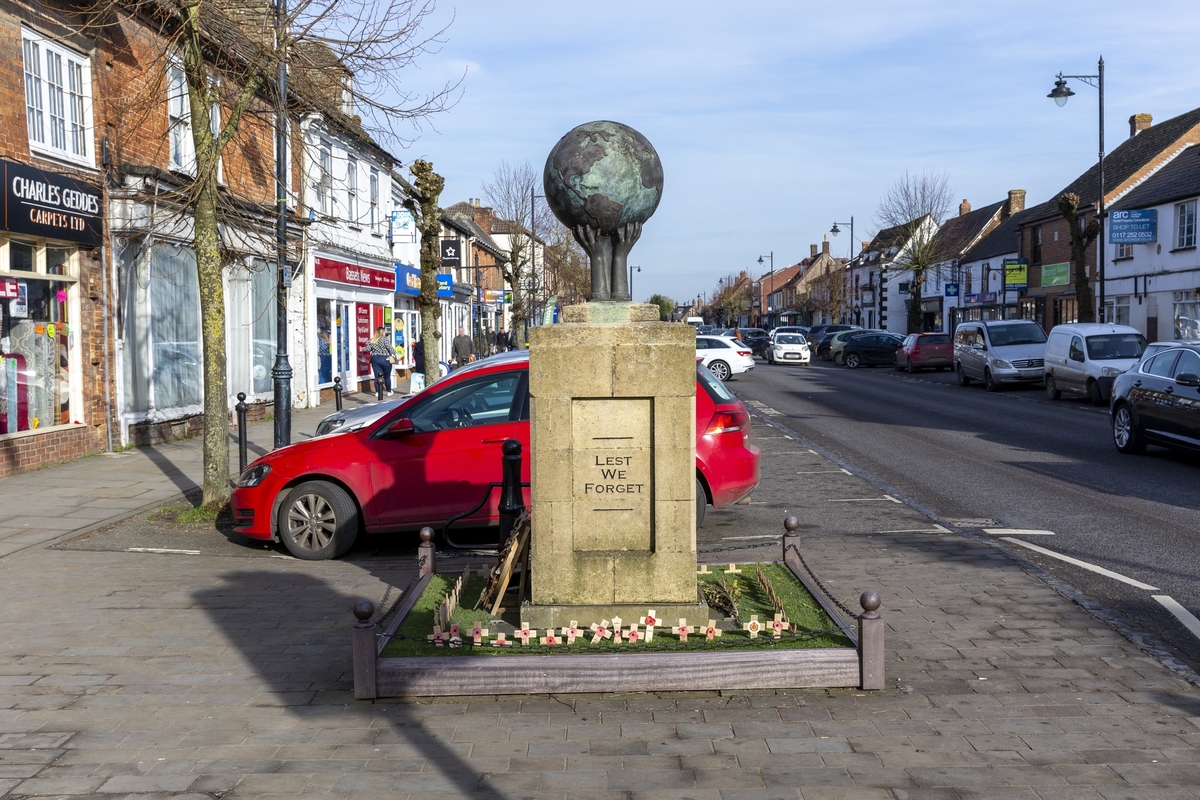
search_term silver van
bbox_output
[1044,323,1147,405]
[953,320,1048,391]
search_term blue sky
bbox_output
[398,0,1200,305]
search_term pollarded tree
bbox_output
[875,170,956,333]
[1057,192,1100,323]
[401,159,444,379]
[74,0,458,507]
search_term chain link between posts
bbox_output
[785,542,859,620]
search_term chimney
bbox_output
[1129,113,1152,138]
[1006,189,1026,216]
[959,198,971,217]
[822,235,830,255]
[810,244,818,258]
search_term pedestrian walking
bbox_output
[451,326,474,370]
[506,328,518,351]
[413,338,425,373]
[367,326,397,395]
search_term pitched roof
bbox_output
[863,221,913,255]
[931,200,1005,257]
[961,207,1036,263]
[442,212,505,258]
[1110,144,1200,211]
[1059,106,1200,207]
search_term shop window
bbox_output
[2,275,73,433]
[1032,226,1042,264]
[316,298,333,385]
[167,61,220,177]
[227,259,277,399]
[1115,242,1133,259]
[1174,291,1200,340]
[1177,200,1197,249]
[10,242,35,272]
[1105,296,1130,326]
[1055,297,1078,326]
[120,242,202,413]
[22,29,92,166]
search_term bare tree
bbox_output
[1057,192,1100,323]
[401,160,444,379]
[875,170,955,333]
[71,0,458,507]
[543,224,589,306]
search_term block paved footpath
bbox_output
[0,398,1198,798]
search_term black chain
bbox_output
[786,543,859,620]
[375,555,430,626]
[697,541,778,555]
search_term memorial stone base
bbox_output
[523,302,706,629]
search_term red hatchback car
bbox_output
[232,351,761,559]
[895,332,953,373]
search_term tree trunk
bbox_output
[1057,193,1099,323]
[195,171,230,506]
[907,271,924,333]
[407,160,445,379]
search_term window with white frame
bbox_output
[167,61,220,177]
[1177,200,1197,249]
[369,168,379,232]
[1115,241,1133,259]
[346,155,358,224]
[22,29,93,165]
[315,139,333,216]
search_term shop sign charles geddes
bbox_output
[2,159,102,246]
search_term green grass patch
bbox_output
[380,563,852,658]
[152,501,232,526]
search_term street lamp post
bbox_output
[271,0,292,449]
[1048,58,1105,322]
[629,264,641,300]
[830,218,856,260]
[757,252,773,328]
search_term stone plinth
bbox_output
[525,305,702,627]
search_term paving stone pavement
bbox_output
[0,399,1198,798]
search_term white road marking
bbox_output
[722,534,781,541]
[878,528,950,534]
[1000,537,1160,591]
[883,495,902,504]
[808,449,819,454]
[841,468,853,475]
[126,547,201,555]
[828,497,898,503]
[1152,596,1200,642]
[796,470,847,475]
[984,528,1055,536]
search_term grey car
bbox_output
[954,320,1048,391]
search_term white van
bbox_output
[685,316,704,326]
[1043,323,1147,405]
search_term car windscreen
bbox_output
[776,334,804,345]
[987,323,1047,346]
[919,334,951,344]
[1085,333,1147,360]
[696,364,737,403]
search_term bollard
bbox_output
[418,527,436,577]
[352,598,377,699]
[858,590,884,691]
[498,439,525,543]
[376,373,384,401]
[782,515,800,564]
[333,376,343,410]
[235,392,249,472]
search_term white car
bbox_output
[696,335,756,381]
[767,333,811,365]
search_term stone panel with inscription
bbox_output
[571,398,652,551]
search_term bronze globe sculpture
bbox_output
[543,121,663,302]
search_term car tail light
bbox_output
[737,349,752,357]
[705,407,748,435]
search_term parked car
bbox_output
[1044,323,1148,405]
[314,395,411,437]
[766,333,811,365]
[815,326,862,360]
[895,332,953,373]
[953,320,1048,391]
[842,332,904,369]
[1110,342,1200,456]
[696,335,756,381]
[232,351,761,559]
[806,324,857,349]
[830,329,881,365]
[735,328,770,358]
[768,326,809,345]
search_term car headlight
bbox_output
[1101,366,1122,378]
[990,358,1013,369]
[238,464,272,488]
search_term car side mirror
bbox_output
[1176,373,1200,388]
[382,417,415,438]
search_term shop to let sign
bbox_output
[0,278,17,299]
[1109,209,1157,243]
[2,159,102,246]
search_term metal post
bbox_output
[498,438,524,542]
[1097,57,1106,322]
[333,376,343,410]
[235,392,249,474]
[782,515,799,563]
[418,527,436,577]
[271,0,293,449]
[858,591,884,690]
[351,599,377,700]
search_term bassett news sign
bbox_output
[2,159,102,246]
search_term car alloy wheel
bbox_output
[906,358,916,374]
[279,480,359,560]
[834,352,844,365]
[957,364,971,386]
[846,353,861,369]
[985,369,1001,392]
[1112,404,1146,454]
[1046,375,1061,400]
[708,360,731,381]
[695,477,707,529]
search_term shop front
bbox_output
[393,262,420,372]
[0,159,103,476]
[313,256,396,397]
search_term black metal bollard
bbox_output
[235,392,248,472]
[333,376,343,410]
[376,373,384,401]
[498,439,525,542]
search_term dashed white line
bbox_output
[878,527,951,534]
[828,497,899,503]
[722,534,782,541]
[883,494,902,504]
[984,528,1055,536]
[796,470,847,475]
[1000,537,1160,591]
[126,547,201,555]
[1152,596,1200,642]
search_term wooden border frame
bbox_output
[352,533,883,698]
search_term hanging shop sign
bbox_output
[436,273,453,298]
[1002,258,1029,291]
[944,283,959,297]
[390,209,416,243]
[1042,262,1070,287]
[440,238,461,268]
[1,159,102,246]
[314,257,397,290]
[395,263,421,296]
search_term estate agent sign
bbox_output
[1042,262,1070,287]
[1109,209,1157,244]
[2,159,102,246]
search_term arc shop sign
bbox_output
[2,159,102,246]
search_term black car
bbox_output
[842,333,904,369]
[806,324,857,350]
[737,328,770,357]
[1111,342,1200,455]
